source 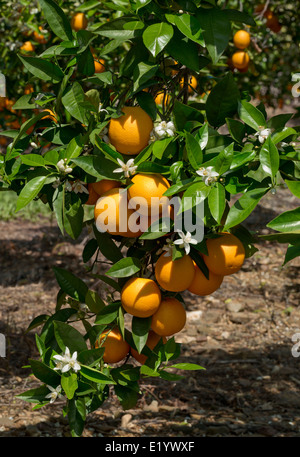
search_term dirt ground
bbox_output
[0,181,300,439]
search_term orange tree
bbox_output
[0,0,300,437]
[224,0,300,108]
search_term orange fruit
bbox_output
[188,261,223,296]
[131,330,167,365]
[20,41,35,52]
[24,84,34,94]
[233,30,251,49]
[33,26,50,44]
[85,183,100,206]
[91,179,121,196]
[127,173,170,217]
[151,297,186,337]
[121,277,161,318]
[155,92,171,107]
[96,328,129,364]
[94,58,105,74]
[266,14,281,32]
[71,12,88,31]
[155,252,195,292]
[108,106,153,155]
[179,75,197,94]
[5,99,16,113]
[94,187,142,238]
[202,232,245,276]
[232,51,250,70]
[0,97,6,111]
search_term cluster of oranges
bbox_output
[85,106,246,366]
[95,231,245,365]
[230,30,251,73]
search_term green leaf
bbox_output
[267,207,300,233]
[133,62,159,93]
[82,238,98,263]
[80,365,116,384]
[285,180,300,198]
[208,182,226,224]
[52,267,88,302]
[16,174,48,212]
[169,362,205,370]
[185,132,203,170]
[206,73,240,128]
[61,373,78,400]
[72,155,118,180]
[16,385,50,404]
[77,347,105,366]
[196,8,232,64]
[85,289,105,313]
[166,30,209,72]
[18,55,64,83]
[68,397,86,437]
[106,257,141,278]
[259,136,279,179]
[131,316,151,354]
[271,127,297,145]
[173,100,204,131]
[39,0,73,41]
[224,9,256,26]
[224,187,269,230]
[142,22,174,57]
[136,91,157,121]
[283,244,300,265]
[93,225,123,263]
[64,192,84,240]
[62,82,87,124]
[94,303,121,325]
[54,321,88,353]
[114,384,139,410]
[20,154,46,167]
[166,13,204,46]
[226,118,246,144]
[238,100,266,131]
[29,359,61,387]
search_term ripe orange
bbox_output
[108,106,153,155]
[91,179,121,196]
[71,12,88,31]
[96,328,129,364]
[33,26,50,44]
[94,58,105,74]
[151,297,186,336]
[121,277,161,318]
[202,232,245,276]
[233,30,251,49]
[127,173,170,217]
[155,92,170,107]
[20,41,35,53]
[155,252,195,292]
[188,261,223,296]
[179,75,197,94]
[232,51,250,70]
[131,330,167,365]
[85,183,100,205]
[94,187,142,238]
